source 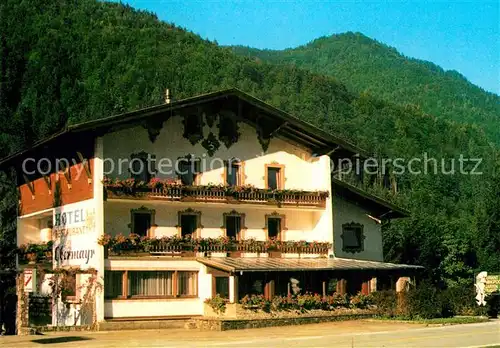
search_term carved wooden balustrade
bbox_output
[104,237,330,258]
[106,185,327,208]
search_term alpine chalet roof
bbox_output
[331,177,410,219]
[0,88,367,168]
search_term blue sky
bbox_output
[121,0,498,94]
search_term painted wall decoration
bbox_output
[52,199,98,269]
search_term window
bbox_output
[104,271,199,299]
[128,271,173,297]
[265,213,286,241]
[104,271,124,299]
[130,152,153,183]
[225,216,241,239]
[178,271,198,296]
[178,208,202,238]
[225,160,243,186]
[176,156,200,186]
[215,277,229,299]
[131,207,155,237]
[265,164,284,190]
[222,210,245,240]
[267,218,281,240]
[341,222,365,253]
[181,215,197,237]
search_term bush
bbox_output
[372,283,496,320]
[406,283,441,319]
[205,294,228,314]
[296,293,323,311]
[271,295,296,311]
[372,290,398,317]
[330,292,351,308]
[486,292,499,318]
[318,292,350,310]
[373,286,443,319]
[350,293,373,309]
[240,294,271,312]
[440,286,477,316]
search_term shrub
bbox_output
[440,286,477,316]
[371,290,398,317]
[296,293,323,311]
[330,292,350,308]
[372,284,496,320]
[406,282,441,319]
[271,295,296,311]
[486,292,499,318]
[240,294,271,312]
[350,292,373,309]
[204,294,228,314]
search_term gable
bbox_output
[0,89,366,172]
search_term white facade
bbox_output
[102,118,330,191]
[332,195,384,262]
[105,200,329,242]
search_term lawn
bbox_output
[373,316,489,325]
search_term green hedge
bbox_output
[371,283,497,319]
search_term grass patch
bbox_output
[411,317,489,325]
[373,316,489,325]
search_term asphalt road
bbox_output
[1,319,499,348]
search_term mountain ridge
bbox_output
[230,32,500,144]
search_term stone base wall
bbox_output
[188,313,374,331]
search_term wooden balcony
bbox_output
[105,184,328,208]
[100,235,331,258]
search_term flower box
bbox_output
[228,251,242,258]
[268,251,282,258]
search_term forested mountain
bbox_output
[0,0,498,286]
[231,33,500,145]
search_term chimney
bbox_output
[165,89,171,104]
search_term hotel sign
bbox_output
[52,199,97,269]
[485,274,500,294]
[475,271,500,306]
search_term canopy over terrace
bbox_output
[198,258,423,300]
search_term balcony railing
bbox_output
[98,235,331,258]
[103,179,328,208]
